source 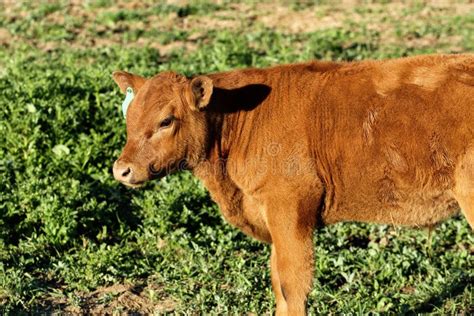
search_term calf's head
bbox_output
[112,71,213,187]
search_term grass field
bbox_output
[0,1,473,314]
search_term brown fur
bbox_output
[112,54,474,315]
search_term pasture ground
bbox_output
[0,1,473,314]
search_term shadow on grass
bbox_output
[410,272,473,314]
[76,172,143,244]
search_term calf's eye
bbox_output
[159,115,174,129]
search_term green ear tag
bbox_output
[122,87,134,118]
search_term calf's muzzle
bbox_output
[113,160,135,184]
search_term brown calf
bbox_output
[112,54,474,315]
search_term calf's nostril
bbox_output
[121,167,131,178]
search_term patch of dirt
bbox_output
[0,28,13,46]
[257,3,344,33]
[148,40,198,55]
[43,282,177,314]
[401,285,416,294]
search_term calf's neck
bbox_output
[112,54,474,315]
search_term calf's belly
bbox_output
[326,189,460,227]
[372,190,459,227]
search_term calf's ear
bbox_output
[112,71,146,93]
[188,76,213,110]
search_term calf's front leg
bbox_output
[271,244,287,312]
[266,196,319,316]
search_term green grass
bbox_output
[0,1,473,314]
